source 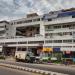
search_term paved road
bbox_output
[0,60,75,75]
[0,66,41,75]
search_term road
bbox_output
[0,66,41,75]
[0,60,75,75]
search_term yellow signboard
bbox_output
[42,48,53,52]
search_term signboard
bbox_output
[53,48,60,52]
[65,51,71,54]
[42,48,53,52]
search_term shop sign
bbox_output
[42,48,53,52]
[53,48,60,51]
[65,51,71,54]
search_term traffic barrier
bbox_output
[0,63,68,75]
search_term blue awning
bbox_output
[53,48,60,51]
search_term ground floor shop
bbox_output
[1,46,75,58]
[2,46,16,56]
[1,45,75,63]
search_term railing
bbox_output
[0,36,44,43]
[45,35,73,39]
[45,28,75,32]
[44,17,75,25]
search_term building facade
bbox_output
[0,9,75,58]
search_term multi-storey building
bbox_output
[0,8,75,58]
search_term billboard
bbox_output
[53,48,60,52]
[42,47,53,52]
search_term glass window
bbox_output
[54,40,62,43]
[48,18,52,21]
[45,40,52,43]
[73,40,75,42]
[54,25,61,29]
[63,40,72,43]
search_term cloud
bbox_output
[0,0,75,21]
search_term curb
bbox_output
[0,63,68,75]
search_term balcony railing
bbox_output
[45,35,73,39]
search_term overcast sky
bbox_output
[0,0,75,21]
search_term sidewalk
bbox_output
[46,62,75,67]
[0,59,75,68]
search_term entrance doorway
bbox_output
[3,47,16,56]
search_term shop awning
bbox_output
[42,48,53,52]
[65,51,71,54]
[53,48,60,52]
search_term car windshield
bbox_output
[28,52,34,56]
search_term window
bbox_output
[28,41,44,44]
[45,40,52,43]
[54,25,61,29]
[5,42,16,44]
[5,25,6,28]
[57,33,62,36]
[17,21,22,24]
[16,20,32,24]
[18,42,27,44]
[63,40,72,43]
[73,40,75,42]
[48,18,52,21]
[62,25,71,28]
[72,15,75,18]
[45,25,53,30]
[0,26,5,28]
[33,18,40,22]
[63,32,72,35]
[62,46,72,48]
[22,48,26,51]
[53,40,62,43]
[23,20,32,23]
[0,43,4,45]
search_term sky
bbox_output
[0,0,75,21]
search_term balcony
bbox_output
[44,43,74,47]
[44,17,75,25]
[0,34,6,39]
[45,28,75,33]
[8,43,41,47]
[15,21,41,27]
[45,35,73,40]
[0,36,44,43]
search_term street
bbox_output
[0,60,75,75]
[0,66,41,75]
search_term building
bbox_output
[0,8,75,59]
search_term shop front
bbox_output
[53,48,62,62]
[62,51,75,63]
[2,46,16,56]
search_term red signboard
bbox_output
[65,51,71,54]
